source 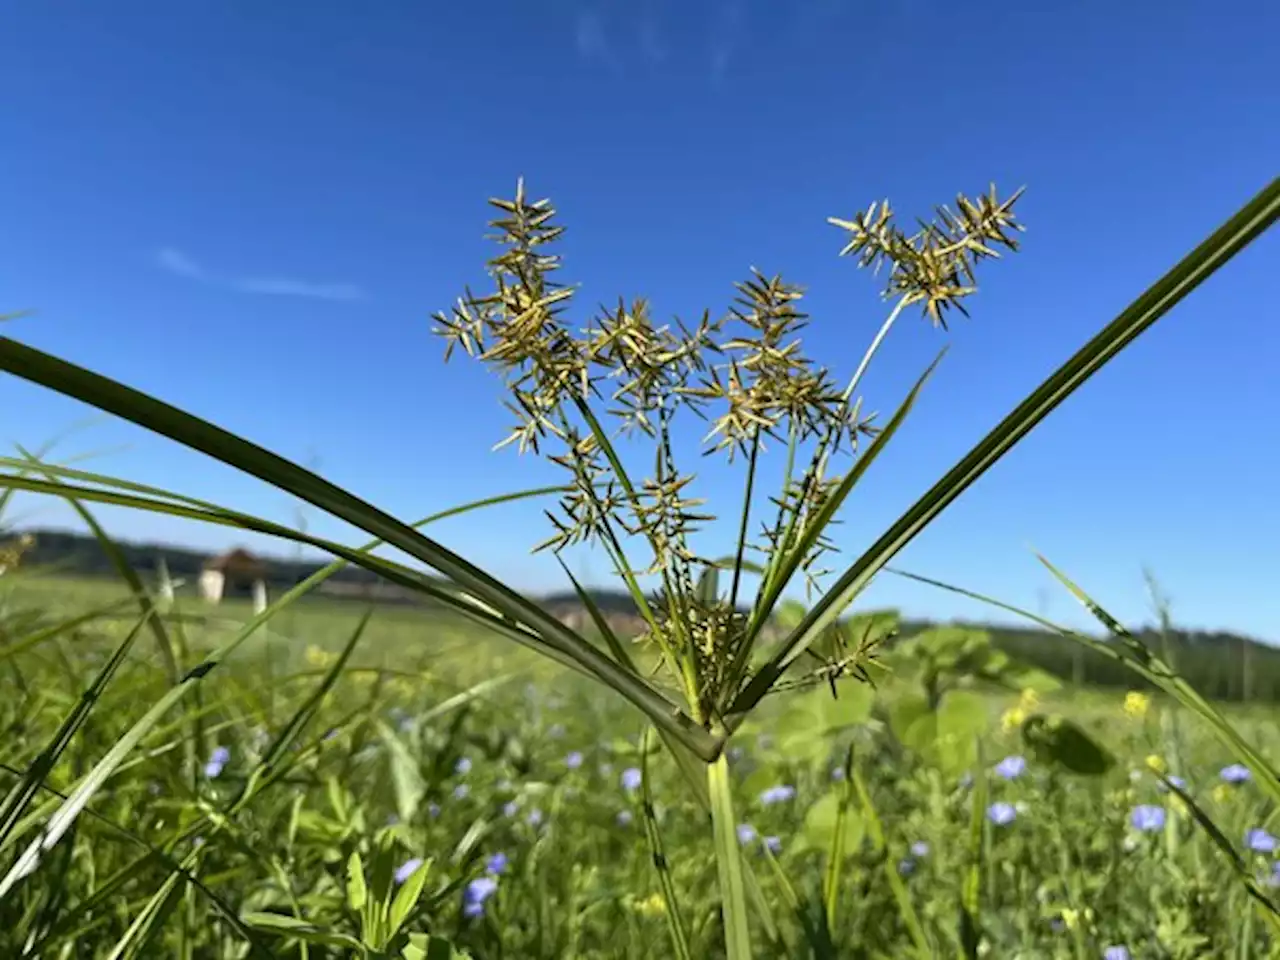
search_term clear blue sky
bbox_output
[2,1,1277,639]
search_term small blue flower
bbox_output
[910,841,929,858]
[958,772,974,789]
[994,755,1027,780]
[502,801,519,818]
[548,723,566,739]
[728,746,745,762]
[427,802,441,818]
[455,757,472,776]
[527,808,544,827]
[736,824,757,845]
[1246,828,1278,853]
[565,751,584,770]
[204,746,231,778]
[621,767,642,791]
[763,835,781,853]
[1221,763,1252,784]
[616,810,634,826]
[394,858,424,885]
[453,784,470,800]
[1103,947,1130,960]
[1130,804,1166,832]
[463,875,498,917]
[759,785,796,805]
[485,852,509,875]
[831,766,846,781]
[386,814,400,827]
[897,858,916,876]
[987,802,1017,826]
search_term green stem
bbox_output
[728,433,760,613]
[707,754,753,959]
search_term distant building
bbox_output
[199,548,269,613]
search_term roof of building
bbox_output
[202,548,268,577]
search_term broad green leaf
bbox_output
[799,790,864,857]
[347,852,369,913]
[1020,714,1115,777]
[888,694,934,753]
[933,691,989,775]
[240,912,365,950]
[388,857,431,938]
[378,722,427,826]
[405,933,474,960]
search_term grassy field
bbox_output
[1,571,1276,959]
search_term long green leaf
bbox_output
[21,446,180,682]
[722,352,943,709]
[0,350,717,757]
[639,727,693,960]
[895,563,1280,810]
[730,176,1280,722]
[0,612,151,852]
[0,494,580,897]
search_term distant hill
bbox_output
[9,526,1279,702]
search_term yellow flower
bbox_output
[634,892,666,917]
[1059,906,1094,931]
[1145,754,1167,775]
[1001,706,1027,732]
[1123,691,1151,720]
[305,645,335,668]
[1212,784,1231,805]
[388,677,416,700]
[1170,795,1189,818]
[1000,689,1039,732]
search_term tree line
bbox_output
[13,527,1277,703]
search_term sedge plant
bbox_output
[0,176,1276,957]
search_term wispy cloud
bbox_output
[154,248,366,302]
[574,9,611,62]
[709,0,744,85]
[638,17,666,64]
[231,276,365,301]
[156,247,207,281]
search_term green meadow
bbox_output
[1,570,1276,958]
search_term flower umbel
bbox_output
[432,180,1023,730]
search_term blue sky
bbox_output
[2,1,1278,639]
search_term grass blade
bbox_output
[894,563,1280,810]
[639,727,692,960]
[20,446,180,682]
[1035,555,1280,803]
[0,499,537,896]
[1158,773,1280,934]
[0,351,716,756]
[959,754,988,960]
[0,612,151,852]
[729,176,1280,723]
